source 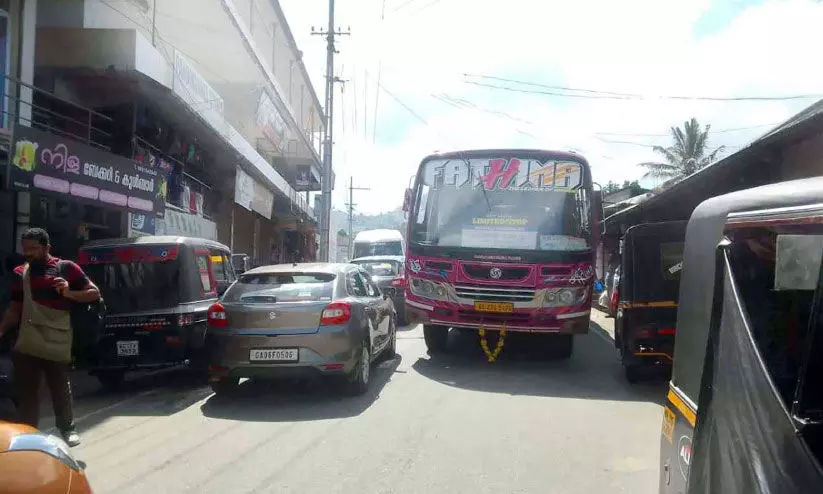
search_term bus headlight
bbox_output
[409,277,450,301]
[544,287,587,307]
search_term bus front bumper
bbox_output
[405,299,590,333]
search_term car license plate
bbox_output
[249,348,299,362]
[474,301,514,313]
[116,340,139,356]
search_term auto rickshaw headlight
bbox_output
[7,433,82,471]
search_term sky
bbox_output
[279,0,823,214]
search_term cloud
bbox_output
[280,0,823,213]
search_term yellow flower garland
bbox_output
[478,325,506,363]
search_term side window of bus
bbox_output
[415,184,430,225]
[726,226,819,406]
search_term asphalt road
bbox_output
[40,311,667,494]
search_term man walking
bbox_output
[0,228,100,446]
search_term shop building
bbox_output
[1,0,325,270]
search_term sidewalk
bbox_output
[590,305,615,339]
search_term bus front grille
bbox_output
[454,285,536,302]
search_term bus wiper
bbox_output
[460,155,491,213]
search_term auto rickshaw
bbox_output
[77,236,236,390]
[615,221,686,382]
[660,176,823,493]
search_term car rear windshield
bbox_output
[222,272,336,303]
[353,260,401,277]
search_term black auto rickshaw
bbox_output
[660,177,823,493]
[615,221,686,382]
[76,236,236,390]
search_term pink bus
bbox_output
[402,149,602,358]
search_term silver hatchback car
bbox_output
[205,263,397,396]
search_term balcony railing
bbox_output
[0,75,113,153]
[133,135,217,219]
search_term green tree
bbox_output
[603,181,620,194]
[641,118,725,180]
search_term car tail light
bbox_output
[208,303,228,328]
[321,302,351,325]
[658,328,676,335]
[391,277,405,288]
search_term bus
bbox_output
[352,229,405,259]
[402,149,601,358]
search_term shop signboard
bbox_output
[295,164,313,191]
[234,166,254,211]
[172,50,226,136]
[251,179,274,220]
[128,212,156,238]
[8,125,167,216]
[156,208,217,241]
[255,91,289,153]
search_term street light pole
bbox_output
[312,1,349,262]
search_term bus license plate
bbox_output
[116,340,139,356]
[249,348,299,362]
[474,302,514,313]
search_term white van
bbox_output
[352,229,405,259]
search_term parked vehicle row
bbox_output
[69,234,406,395]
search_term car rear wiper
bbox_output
[240,295,278,303]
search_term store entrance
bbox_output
[29,193,123,260]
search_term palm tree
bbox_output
[640,118,725,180]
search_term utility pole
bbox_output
[346,176,370,260]
[312,2,350,262]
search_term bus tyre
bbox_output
[96,370,125,392]
[423,325,449,354]
[548,334,574,360]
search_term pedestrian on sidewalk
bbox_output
[0,228,100,447]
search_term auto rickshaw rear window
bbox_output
[84,259,181,313]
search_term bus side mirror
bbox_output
[592,190,603,262]
[402,188,412,212]
[592,189,603,231]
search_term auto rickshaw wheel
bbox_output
[96,370,126,392]
[210,377,240,397]
[623,362,642,383]
[619,345,643,383]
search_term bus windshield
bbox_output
[353,241,403,258]
[410,157,592,251]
